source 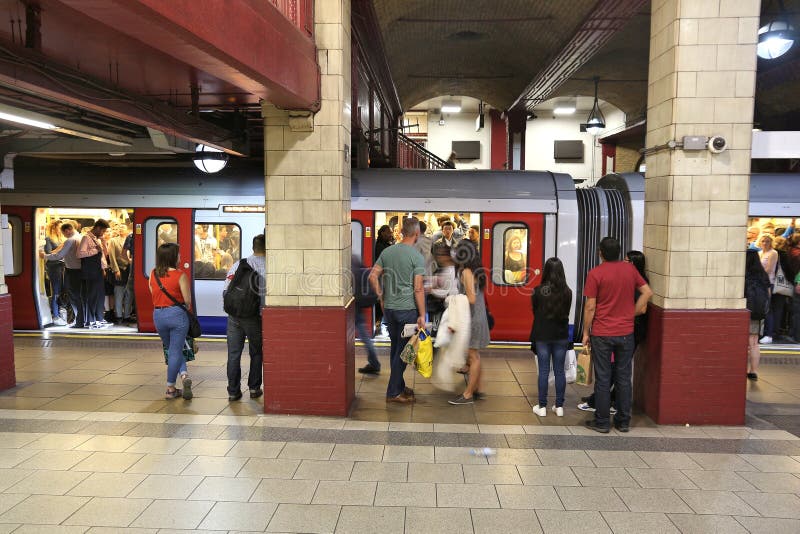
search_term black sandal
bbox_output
[165,388,182,400]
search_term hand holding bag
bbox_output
[154,273,202,338]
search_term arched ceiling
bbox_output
[373,0,599,110]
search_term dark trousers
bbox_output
[226,315,263,394]
[384,308,417,398]
[46,263,65,319]
[591,334,634,428]
[84,272,105,324]
[792,292,800,341]
[355,308,379,370]
[64,268,85,327]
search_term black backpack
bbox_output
[354,266,378,308]
[745,275,769,320]
[223,260,263,318]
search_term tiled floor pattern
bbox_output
[0,336,798,531]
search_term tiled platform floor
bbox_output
[0,335,798,532]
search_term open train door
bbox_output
[351,210,374,333]
[2,206,37,329]
[133,208,194,333]
[481,212,545,342]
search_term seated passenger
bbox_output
[215,252,234,279]
[504,234,527,283]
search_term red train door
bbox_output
[133,208,194,333]
[3,206,37,329]
[351,210,374,331]
[481,212,545,342]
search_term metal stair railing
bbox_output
[397,132,448,169]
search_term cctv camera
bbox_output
[707,136,727,154]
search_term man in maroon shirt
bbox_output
[582,237,652,433]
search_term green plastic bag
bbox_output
[163,337,197,364]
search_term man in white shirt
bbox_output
[224,234,266,401]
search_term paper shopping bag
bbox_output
[399,332,420,364]
[576,346,593,386]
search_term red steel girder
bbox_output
[511,0,648,111]
[57,0,320,110]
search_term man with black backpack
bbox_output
[223,234,266,401]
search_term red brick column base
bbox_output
[0,293,15,390]
[634,305,749,425]
[262,303,355,416]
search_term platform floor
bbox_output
[0,335,798,532]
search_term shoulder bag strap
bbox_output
[154,272,187,310]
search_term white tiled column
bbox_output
[639,0,760,425]
[645,0,759,309]
[261,0,354,416]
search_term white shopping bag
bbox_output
[564,349,577,384]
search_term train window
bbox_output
[374,211,480,245]
[351,221,363,260]
[2,215,22,276]
[144,219,178,278]
[491,223,528,285]
[747,216,798,248]
[193,223,241,280]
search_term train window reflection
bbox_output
[490,223,528,286]
[157,223,178,247]
[3,216,21,276]
[193,223,241,280]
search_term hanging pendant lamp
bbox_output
[585,77,605,136]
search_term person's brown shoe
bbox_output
[386,393,415,404]
[404,387,415,397]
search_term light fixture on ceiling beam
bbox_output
[193,144,228,173]
[553,98,576,115]
[441,99,461,113]
[757,0,796,59]
[0,103,133,146]
[584,77,605,136]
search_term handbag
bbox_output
[154,273,202,338]
[774,261,794,297]
[163,337,197,364]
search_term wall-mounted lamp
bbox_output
[438,113,445,126]
[584,77,605,136]
[758,0,796,59]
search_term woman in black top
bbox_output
[530,257,572,417]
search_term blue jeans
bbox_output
[535,340,569,408]
[792,292,800,341]
[46,263,64,319]
[384,308,418,398]
[154,306,189,386]
[591,334,634,428]
[355,307,379,370]
[226,315,263,394]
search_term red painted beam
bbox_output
[57,0,320,110]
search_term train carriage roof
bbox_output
[749,174,800,217]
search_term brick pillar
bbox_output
[0,202,15,390]
[638,0,759,425]
[261,0,354,416]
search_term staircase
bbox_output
[397,132,448,169]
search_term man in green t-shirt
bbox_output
[369,217,426,403]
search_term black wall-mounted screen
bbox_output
[452,141,481,160]
[554,140,584,161]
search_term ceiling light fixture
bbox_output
[584,77,606,136]
[757,1,796,59]
[441,99,462,113]
[193,144,228,173]
[553,98,576,115]
[0,103,133,146]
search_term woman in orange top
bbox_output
[148,243,193,399]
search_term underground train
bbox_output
[0,165,795,341]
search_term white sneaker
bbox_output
[532,405,547,417]
[551,405,564,417]
[759,336,773,344]
[53,318,67,326]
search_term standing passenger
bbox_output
[449,240,490,405]
[369,217,426,404]
[77,219,110,329]
[40,223,83,328]
[42,220,66,325]
[530,257,572,417]
[148,243,193,400]
[224,234,266,401]
[758,234,779,344]
[108,223,131,324]
[745,249,771,381]
[582,237,652,433]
